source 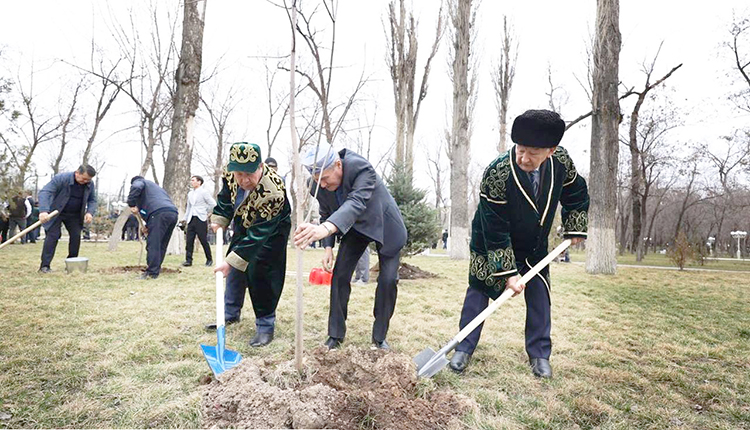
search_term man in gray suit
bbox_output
[294,143,407,350]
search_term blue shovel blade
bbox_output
[201,326,242,376]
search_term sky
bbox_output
[1,0,749,198]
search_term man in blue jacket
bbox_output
[38,165,98,273]
[127,176,179,279]
[294,143,407,350]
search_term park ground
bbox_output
[0,241,749,429]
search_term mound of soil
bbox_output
[202,347,475,429]
[101,265,182,274]
[369,262,438,280]
[397,262,438,280]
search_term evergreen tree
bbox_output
[386,163,441,256]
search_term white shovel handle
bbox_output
[453,239,572,344]
[215,227,225,327]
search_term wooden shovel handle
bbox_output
[0,210,59,250]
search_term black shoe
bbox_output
[449,351,472,373]
[205,260,213,267]
[39,266,52,274]
[249,331,274,347]
[530,358,553,379]
[140,272,158,280]
[324,337,343,350]
[181,261,192,267]
[372,338,390,350]
[204,318,240,331]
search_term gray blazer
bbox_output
[38,171,97,227]
[313,149,407,257]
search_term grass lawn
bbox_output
[1,240,749,429]
[568,248,750,272]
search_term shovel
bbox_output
[200,227,242,376]
[0,210,59,250]
[414,239,572,378]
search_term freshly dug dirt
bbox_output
[369,262,439,280]
[397,262,438,280]
[202,347,476,429]
[102,265,182,274]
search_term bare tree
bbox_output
[446,0,477,260]
[491,15,517,153]
[52,79,84,175]
[262,59,293,159]
[163,0,207,226]
[200,84,242,197]
[727,13,750,113]
[13,67,63,187]
[425,137,447,210]
[103,3,180,252]
[386,0,444,177]
[282,0,367,147]
[586,0,621,275]
[81,54,122,166]
[672,153,712,239]
[624,46,682,260]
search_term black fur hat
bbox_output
[510,110,565,148]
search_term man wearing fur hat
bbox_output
[449,109,589,378]
[208,142,291,347]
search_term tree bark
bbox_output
[387,0,443,178]
[585,0,621,275]
[163,0,206,255]
[448,0,473,260]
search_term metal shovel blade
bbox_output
[201,326,242,376]
[413,347,450,378]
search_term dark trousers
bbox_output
[41,213,83,268]
[329,230,400,343]
[224,226,289,332]
[9,217,27,243]
[0,218,8,242]
[26,224,39,243]
[145,210,178,276]
[456,274,552,359]
[185,216,212,263]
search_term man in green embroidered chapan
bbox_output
[208,142,291,347]
[449,110,589,378]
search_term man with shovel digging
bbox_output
[293,143,407,351]
[37,164,98,273]
[449,110,589,378]
[127,176,179,279]
[207,142,291,348]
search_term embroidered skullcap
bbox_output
[227,142,262,173]
[511,110,566,148]
[301,143,338,174]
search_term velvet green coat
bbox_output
[212,165,291,274]
[469,145,589,299]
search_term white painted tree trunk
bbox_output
[586,0,621,275]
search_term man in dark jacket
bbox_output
[8,191,30,244]
[127,176,178,279]
[294,143,407,350]
[209,142,291,347]
[449,110,589,378]
[38,165,98,273]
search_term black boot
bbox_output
[449,351,472,373]
[249,331,274,347]
[529,358,553,378]
[372,338,390,350]
[324,337,343,350]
